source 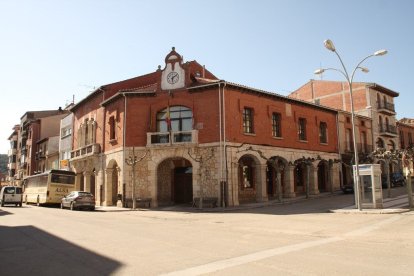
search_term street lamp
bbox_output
[315,39,387,210]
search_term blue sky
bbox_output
[0,0,413,153]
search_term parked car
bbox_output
[391,172,406,187]
[61,191,95,211]
[341,183,354,193]
[381,172,406,188]
[0,186,23,207]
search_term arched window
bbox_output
[377,93,381,108]
[156,106,192,132]
[239,156,255,189]
[376,138,385,149]
[389,140,395,150]
[379,116,383,132]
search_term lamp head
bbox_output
[374,49,388,56]
[359,67,369,73]
[314,68,325,75]
[324,39,336,52]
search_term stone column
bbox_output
[256,164,268,202]
[75,173,82,191]
[230,161,239,206]
[328,162,334,193]
[84,171,91,193]
[275,169,283,201]
[284,164,296,198]
[309,164,319,195]
[104,168,113,206]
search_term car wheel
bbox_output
[70,202,74,211]
[90,207,95,211]
[19,203,22,207]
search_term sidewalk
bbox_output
[329,194,412,214]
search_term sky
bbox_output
[0,0,413,154]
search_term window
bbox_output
[243,108,254,134]
[409,132,413,146]
[272,113,282,137]
[156,106,193,132]
[361,120,365,127]
[319,122,327,144]
[361,131,367,152]
[61,127,72,138]
[346,117,350,123]
[298,118,307,141]
[400,131,405,149]
[109,116,116,140]
[346,128,353,151]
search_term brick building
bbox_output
[290,80,401,178]
[70,48,341,207]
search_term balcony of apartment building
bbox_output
[70,143,101,161]
[343,142,373,155]
[35,150,46,161]
[377,102,396,115]
[8,148,17,157]
[7,162,16,170]
[146,130,198,146]
[378,123,398,137]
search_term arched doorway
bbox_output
[238,154,260,203]
[157,158,193,206]
[266,157,287,199]
[317,161,328,192]
[105,160,119,206]
[294,163,307,194]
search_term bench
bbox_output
[125,198,152,208]
[192,197,218,208]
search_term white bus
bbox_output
[23,170,76,205]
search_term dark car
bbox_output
[61,191,95,211]
[341,183,354,193]
[391,172,406,187]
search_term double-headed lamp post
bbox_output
[315,39,387,210]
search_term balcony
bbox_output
[378,123,398,137]
[35,151,46,160]
[344,143,373,154]
[70,143,101,160]
[8,148,17,156]
[147,130,198,146]
[377,102,396,115]
[7,163,16,170]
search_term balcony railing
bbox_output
[379,124,397,136]
[344,143,373,154]
[377,102,395,114]
[70,143,101,160]
[8,148,16,156]
[147,130,198,146]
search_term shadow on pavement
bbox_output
[0,208,13,217]
[0,225,123,275]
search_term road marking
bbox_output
[162,215,401,276]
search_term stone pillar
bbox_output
[104,168,113,206]
[256,164,268,202]
[328,162,334,193]
[84,171,91,193]
[284,164,296,198]
[309,164,319,195]
[276,169,283,201]
[230,161,239,206]
[75,173,82,191]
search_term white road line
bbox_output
[162,215,401,276]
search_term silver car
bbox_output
[61,191,95,211]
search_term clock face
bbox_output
[167,71,179,84]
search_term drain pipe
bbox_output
[218,82,223,206]
[222,82,227,207]
[123,93,127,207]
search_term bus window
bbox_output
[51,173,75,185]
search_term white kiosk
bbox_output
[353,164,383,209]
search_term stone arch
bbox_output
[156,157,193,206]
[294,162,308,194]
[238,154,261,203]
[317,160,329,192]
[376,138,385,149]
[266,156,288,199]
[105,159,120,206]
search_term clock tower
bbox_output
[161,47,185,90]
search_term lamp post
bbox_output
[315,39,387,210]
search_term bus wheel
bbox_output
[70,202,75,211]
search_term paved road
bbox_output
[1,190,413,275]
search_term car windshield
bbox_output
[78,192,93,197]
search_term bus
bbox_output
[23,170,76,205]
